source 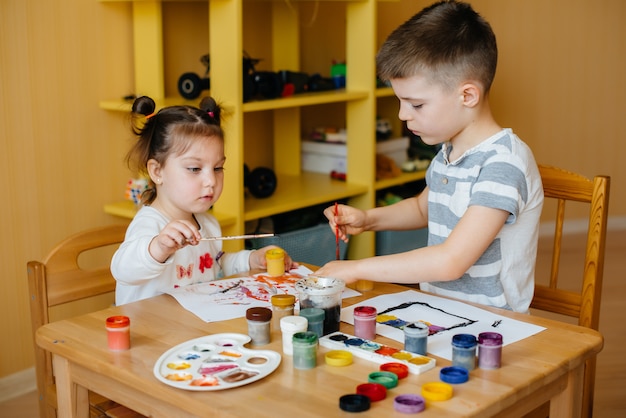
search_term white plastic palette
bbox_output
[319,332,436,374]
[153,333,281,391]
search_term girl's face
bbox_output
[391,74,468,146]
[150,135,225,221]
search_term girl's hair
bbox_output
[376,0,497,93]
[127,96,224,205]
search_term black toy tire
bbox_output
[247,167,277,198]
[178,72,208,100]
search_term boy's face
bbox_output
[391,74,467,146]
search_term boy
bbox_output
[315,0,544,313]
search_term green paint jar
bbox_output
[292,331,318,370]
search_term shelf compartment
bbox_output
[103,200,237,227]
[243,172,368,221]
[375,170,427,191]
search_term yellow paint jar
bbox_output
[266,248,285,277]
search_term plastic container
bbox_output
[106,315,130,351]
[292,331,318,370]
[356,383,387,402]
[353,306,377,340]
[394,394,426,414]
[404,322,429,355]
[271,294,296,329]
[478,332,503,369]
[298,307,325,338]
[295,276,345,336]
[265,248,285,277]
[451,334,477,371]
[246,307,272,345]
[280,315,308,355]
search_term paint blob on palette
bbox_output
[153,333,281,391]
[319,332,436,374]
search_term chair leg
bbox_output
[582,356,597,418]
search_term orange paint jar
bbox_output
[106,316,130,351]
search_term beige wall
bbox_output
[1,0,624,379]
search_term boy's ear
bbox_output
[460,82,481,108]
[146,159,162,184]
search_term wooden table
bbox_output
[37,281,602,417]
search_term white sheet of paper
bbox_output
[341,290,545,360]
[167,266,361,322]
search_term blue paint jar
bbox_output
[451,334,477,371]
[404,322,429,355]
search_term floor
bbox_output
[2,230,625,417]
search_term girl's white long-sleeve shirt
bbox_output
[111,206,251,305]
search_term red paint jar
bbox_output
[106,316,130,351]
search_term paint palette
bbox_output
[319,332,436,375]
[153,333,281,391]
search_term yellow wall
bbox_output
[1,0,625,379]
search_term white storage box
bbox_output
[302,137,409,174]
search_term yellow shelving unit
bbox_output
[99,0,396,259]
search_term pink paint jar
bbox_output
[353,306,377,341]
[106,316,130,351]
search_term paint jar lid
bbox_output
[478,332,503,346]
[404,322,429,337]
[451,334,477,349]
[367,371,399,389]
[271,294,296,307]
[356,383,387,402]
[440,366,469,384]
[394,394,426,414]
[246,307,272,322]
[325,350,353,367]
[353,306,377,318]
[339,394,370,412]
[380,362,409,379]
[106,316,130,329]
[292,331,318,346]
[299,307,325,322]
[421,382,453,401]
[265,248,285,260]
[280,315,308,332]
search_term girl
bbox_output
[111,96,296,305]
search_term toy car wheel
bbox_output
[247,167,277,198]
[178,72,208,100]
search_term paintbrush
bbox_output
[199,233,275,241]
[335,202,340,260]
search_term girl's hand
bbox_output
[149,220,202,263]
[249,245,299,273]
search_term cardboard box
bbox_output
[302,137,409,174]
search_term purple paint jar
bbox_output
[353,306,377,340]
[478,332,503,369]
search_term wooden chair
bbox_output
[27,224,144,418]
[531,165,610,418]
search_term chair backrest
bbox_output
[532,165,610,329]
[531,164,610,417]
[27,224,127,418]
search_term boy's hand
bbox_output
[323,204,367,243]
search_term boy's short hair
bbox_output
[376,0,498,93]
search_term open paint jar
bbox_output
[295,276,345,336]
